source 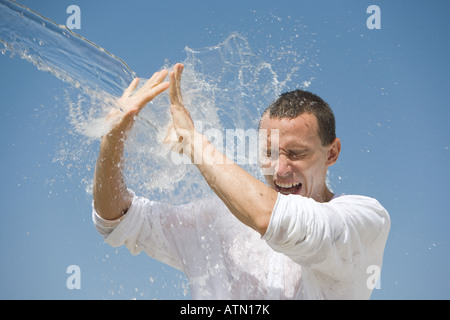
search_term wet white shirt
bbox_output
[93,192,390,300]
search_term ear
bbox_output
[326,138,341,167]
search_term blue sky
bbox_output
[1,0,449,299]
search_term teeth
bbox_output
[275,182,301,189]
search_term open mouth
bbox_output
[274,181,302,195]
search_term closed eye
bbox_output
[288,150,309,160]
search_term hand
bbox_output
[107,70,169,138]
[164,63,196,153]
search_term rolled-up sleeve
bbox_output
[262,193,390,276]
[92,193,186,271]
[92,193,229,274]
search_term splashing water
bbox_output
[0,0,316,205]
[0,0,135,95]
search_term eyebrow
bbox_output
[288,148,311,153]
[277,147,311,155]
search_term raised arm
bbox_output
[93,70,169,220]
[167,64,277,235]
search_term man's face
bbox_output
[259,112,340,202]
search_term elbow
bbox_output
[93,189,133,221]
[254,212,271,236]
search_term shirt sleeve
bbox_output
[92,193,188,271]
[262,193,390,276]
[92,192,225,272]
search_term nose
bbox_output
[275,155,292,177]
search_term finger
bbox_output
[136,81,169,112]
[142,71,159,89]
[143,69,168,90]
[148,81,170,101]
[148,70,161,82]
[169,64,184,106]
[123,78,139,97]
[175,64,184,101]
[169,71,177,104]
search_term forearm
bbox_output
[190,132,278,235]
[168,63,276,234]
[91,70,169,220]
[93,132,133,220]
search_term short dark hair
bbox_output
[261,89,336,146]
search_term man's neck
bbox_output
[313,187,334,203]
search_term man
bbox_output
[92,63,390,299]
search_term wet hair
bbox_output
[261,89,336,146]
